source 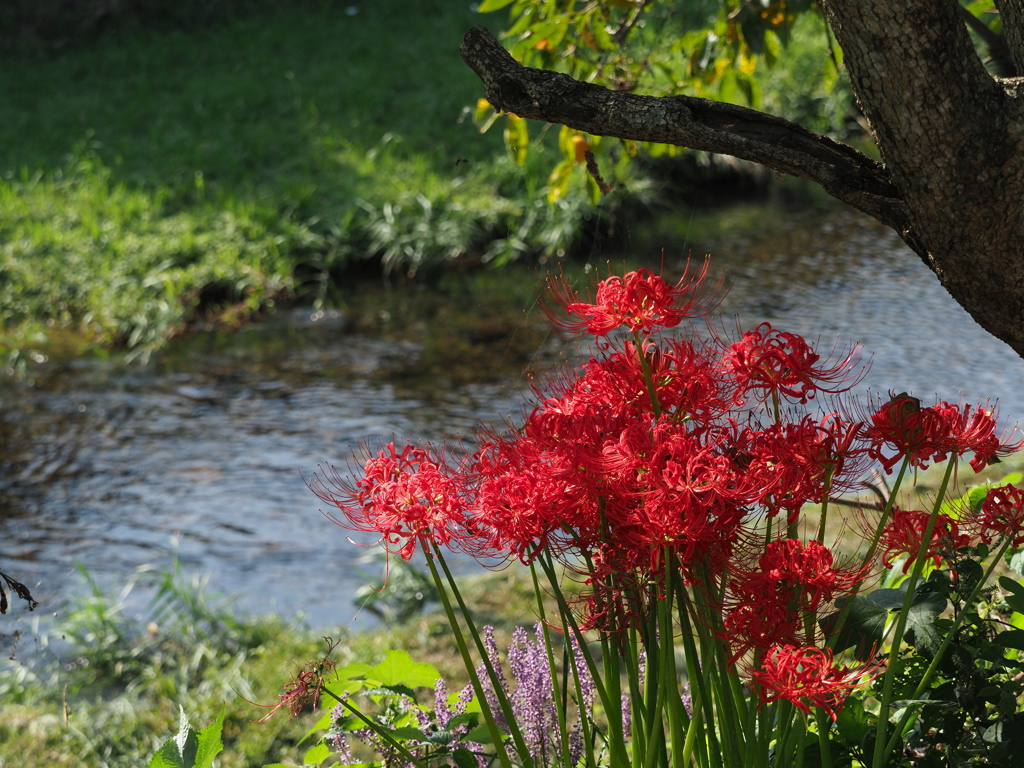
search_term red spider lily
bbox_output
[932,401,1023,472]
[309,442,470,561]
[725,539,864,661]
[248,638,340,722]
[864,393,953,473]
[469,435,601,563]
[721,322,867,405]
[725,600,802,664]
[979,484,1024,547]
[751,644,880,720]
[541,258,722,338]
[878,507,972,572]
[754,539,863,612]
[744,414,869,520]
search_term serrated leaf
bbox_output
[465,724,504,745]
[363,684,419,700]
[453,747,479,768]
[335,662,375,682]
[150,707,199,768]
[303,742,331,766]
[867,586,909,610]
[1008,547,1024,575]
[368,650,439,689]
[835,695,869,744]
[821,595,888,661]
[448,712,480,730]
[383,725,432,741]
[956,559,984,597]
[193,710,225,768]
[903,584,947,658]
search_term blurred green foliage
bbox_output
[0,0,609,366]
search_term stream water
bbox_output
[4,198,1024,640]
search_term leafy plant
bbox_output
[248,261,1024,767]
[150,707,225,768]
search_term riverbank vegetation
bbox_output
[0,561,540,768]
[2,449,1021,768]
[0,0,615,368]
[0,0,852,370]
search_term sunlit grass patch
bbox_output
[0,0,597,365]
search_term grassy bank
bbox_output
[0,562,542,768]
[0,0,605,366]
[0,1,855,370]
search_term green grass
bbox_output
[0,560,543,768]
[0,0,600,363]
[0,0,863,367]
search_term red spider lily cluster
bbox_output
[310,260,1023,720]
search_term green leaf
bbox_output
[465,724,505,745]
[1000,471,1024,486]
[942,483,990,519]
[503,115,529,166]
[994,629,1024,651]
[368,650,439,689]
[822,595,888,660]
[956,559,984,598]
[376,725,427,741]
[904,585,947,658]
[477,0,516,11]
[867,587,908,610]
[546,160,574,204]
[1000,575,1024,614]
[453,747,479,768]
[149,707,199,768]
[335,662,375,682]
[835,695,869,744]
[303,742,331,766]
[193,710,225,768]
[1008,547,1024,575]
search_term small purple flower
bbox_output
[682,682,693,717]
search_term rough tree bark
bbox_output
[460,0,1024,360]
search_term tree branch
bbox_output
[460,25,913,243]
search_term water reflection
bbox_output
[3,201,1024,638]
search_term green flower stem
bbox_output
[626,626,648,768]
[814,467,836,545]
[420,543,519,768]
[662,553,691,767]
[882,534,1016,758]
[633,330,662,419]
[675,585,722,768]
[826,458,911,654]
[814,708,833,768]
[432,545,535,768]
[326,690,425,766]
[602,631,628,760]
[755,704,771,767]
[676,583,726,768]
[689,573,745,768]
[538,553,632,766]
[871,458,956,768]
[529,563,575,768]
[773,701,799,766]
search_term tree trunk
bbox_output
[460,0,1024,360]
